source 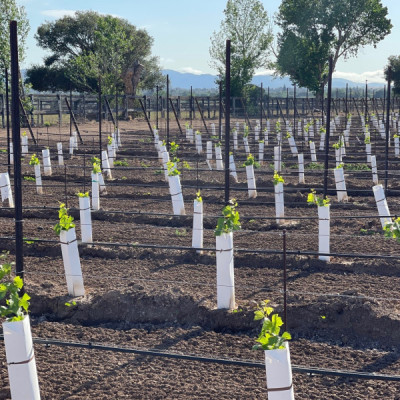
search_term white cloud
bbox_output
[160,57,175,65]
[178,67,204,75]
[254,69,276,76]
[333,70,385,84]
[41,9,76,18]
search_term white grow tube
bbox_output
[319,131,326,151]
[298,153,305,184]
[288,136,298,155]
[10,142,13,164]
[233,130,238,151]
[366,143,371,163]
[195,133,203,154]
[91,172,100,211]
[264,342,295,400]
[42,148,52,176]
[318,205,330,262]
[192,199,203,254]
[229,154,238,183]
[215,146,224,170]
[101,150,112,179]
[274,146,281,172]
[3,315,41,400]
[334,167,348,202]
[373,184,391,229]
[395,137,399,157]
[161,147,170,182]
[371,155,379,185]
[107,143,114,168]
[243,137,250,155]
[0,173,14,207]
[216,232,235,310]
[34,164,43,194]
[246,165,257,198]
[168,174,185,215]
[258,141,264,164]
[274,182,284,224]
[98,171,107,194]
[21,135,28,155]
[60,227,85,296]
[206,141,213,170]
[57,142,64,166]
[211,123,216,136]
[310,141,317,162]
[79,196,93,243]
[69,136,74,155]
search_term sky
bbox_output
[18,0,400,84]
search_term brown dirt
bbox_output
[1,117,400,399]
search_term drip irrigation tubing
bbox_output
[1,235,400,260]
[0,335,399,382]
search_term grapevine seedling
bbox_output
[252,300,291,350]
[215,200,241,236]
[273,171,284,186]
[307,189,330,207]
[0,261,31,322]
[53,203,75,235]
[29,154,40,166]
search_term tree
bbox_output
[275,0,392,96]
[0,0,29,90]
[385,56,400,96]
[209,0,273,97]
[26,11,162,94]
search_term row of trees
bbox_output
[210,0,393,98]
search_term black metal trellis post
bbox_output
[5,67,11,176]
[293,84,296,139]
[98,77,102,162]
[365,81,368,117]
[219,81,222,141]
[323,56,333,198]
[385,68,391,194]
[166,75,170,151]
[65,97,83,144]
[190,86,193,125]
[156,86,159,130]
[10,20,23,282]
[224,40,231,205]
[260,82,263,132]
[345,83,348,116]
[283,229,287,330]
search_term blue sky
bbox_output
[19,0,400,83]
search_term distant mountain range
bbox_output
[162,69,384,90]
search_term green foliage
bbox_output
[167,161,180,176]
[306,162,324,170]
[92,163,101,174]
[114,159,129,167]
[344,163,370,171]
[243,154,256,166]
[0,0,29,87]
[53,203,75,235]
[307,189,330,207]
[243,124,249,138]
[383,217,400,240]
[209,0,273,97]
[253,300,291,350]
[77,191,89,198]
[21,131,27,137]
[195,130,201,136]
[336,163,344,170]
[364,136,371,145]
[385,55,400,96]
[0,261,30,322]
[65,301,77,307]
[273,171,284,186]
[29,154,40,166]
[215,200,241,236]
[28,11,162,94]
[23,176,35,182]
[169,141,179,156]
[276,0,392,95]
[108,136,113,145]
[195,190,202,203]
[175,228,187,237]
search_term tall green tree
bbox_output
[26,11,162,94]
[0,0,29,90]
[275,0,392,96]
[209,0,273,97]
[385,56,400,96]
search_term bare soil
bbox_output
[1,117,400,399]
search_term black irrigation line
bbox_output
[1,335,400,382]
[1,205,397,221]
[1,235,400,260]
